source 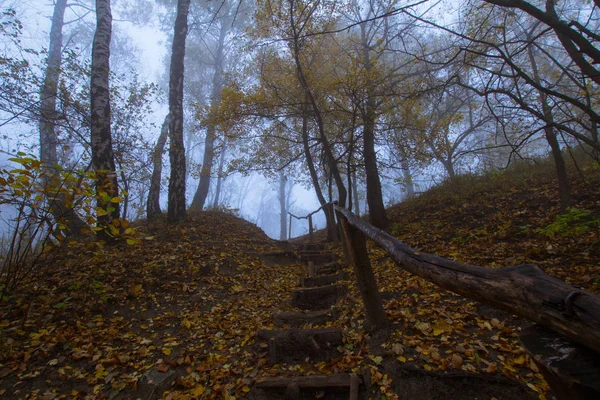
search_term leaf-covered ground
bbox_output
[1,160,599,399]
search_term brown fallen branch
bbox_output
[333,204,600,353]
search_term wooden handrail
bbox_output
[288,202,334,242]
[333,202,600,353]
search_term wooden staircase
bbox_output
[252,242,363,400]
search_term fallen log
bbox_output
[334,204,600,353]
[520,324,600,400]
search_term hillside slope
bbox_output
[1,161,598,399]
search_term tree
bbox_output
[147,114,169,219]
[167,0,191,223]
[90,0,120,233]
[346,0,391,230]
[190,0,236,211]
[482,0,600,85]
[39,0,88,235]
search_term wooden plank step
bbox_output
[256,373,361,391]
[256,328,343,363]
[273,309,337,327]
[301,271,346,288]
[299,252,337,264]
[292,284,347,310]
[313,262,343,276]
[298,243,325,252]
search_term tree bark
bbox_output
[526,43,571,209]
[360,22,389,231]
[351,168,360,215]
[212,145,226,208]
[279,171,287,240]
[301,107,335,241]
[334,204,600,353]
[167,0,191,223]
[39,0,87,236]
[190,19,228,211]
[147,114,169,220]
[91,0,120,232]
[288,0,347,208]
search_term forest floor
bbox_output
[1,158,600,400]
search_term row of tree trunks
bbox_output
[333,204,600,353]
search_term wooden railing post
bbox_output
[338,212,388,329]
[308,214,314,243]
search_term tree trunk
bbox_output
[334,204,600,354]
[527,44,571,209]
[91,0,120,234]
[39,0,87,236]
[301,108,335,241]
[212,145,226,208]
[279,171,287,240]
[167,0,191,223]
[351,168,360,215]
[288,2,346,208]
[147,114,169,219]
[190,19,228,211]
[400,156,415,200]
[361,22,389,231]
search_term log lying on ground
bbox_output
[334,205,600,353]
[520,325,600,400]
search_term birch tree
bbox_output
[167,0,191,223]
[90,0,120,232]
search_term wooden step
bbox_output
[273,309,337,327]
[292,284,347,310]
[257,328,343,363]
[301,271,346,288]
[313,261,343,276]
[297,243,325,252]
[299,251,337,264]
[256,373,361,400]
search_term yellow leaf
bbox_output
[397,356,406,362]
[190,384,205,396]
[110,197,123,203]
[163,348,172,356]
[129,284,143,297]
[96,208,108,216]
[513,355,526,365]
[126,238,137,246]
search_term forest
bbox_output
[1,0,600,399]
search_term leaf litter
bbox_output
[2,166,600,399]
